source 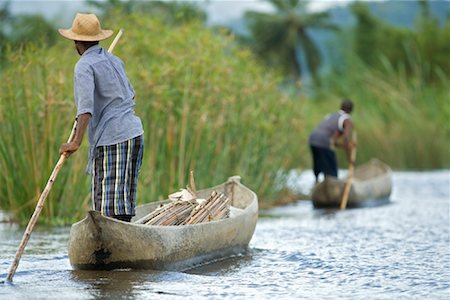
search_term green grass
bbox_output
[0,13,448,225]
[0,16,305,224]
[306,56,450,170]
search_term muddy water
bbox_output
[1,171,449,299]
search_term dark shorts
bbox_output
[91,135,144,218]
[310,145,337,178]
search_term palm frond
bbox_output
[292,11,338,31]
[269,0,300,13]
[245,0,335,81]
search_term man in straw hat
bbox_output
[59,13,144,222]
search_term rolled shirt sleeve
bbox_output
[74,65,95,117]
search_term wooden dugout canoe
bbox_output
[68,176,258,271]
[311,158,392,208]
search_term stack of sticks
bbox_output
[138,191,230,226]
[185,191,230,224]
[136,171,230,226]
[142,199,198,225]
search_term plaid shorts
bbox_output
[91,135,144,217]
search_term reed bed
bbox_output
[0,15,304,224]
[1,13,448,224]
[306,56,449,170]
[0,45,90,224]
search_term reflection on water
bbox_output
[71,269,164,299]
[1,171,449,299]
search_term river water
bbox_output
[0,171,449,299]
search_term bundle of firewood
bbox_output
[136,190,230,226]
[135,172,230,226]
[185,191,230,224]
[139,199,198,225]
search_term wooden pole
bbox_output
[5,30,124,283]
[5,120,77,282]
[340,132,357,210]
[108,29,123,53]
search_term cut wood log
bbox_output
[135,189,230,226]
[143,200,197,226]
[185,191,230,225]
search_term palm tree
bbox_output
[244,0,337,83]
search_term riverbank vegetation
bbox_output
[0,15,304,224]
[0,0,448,224]
[242,0,449,170]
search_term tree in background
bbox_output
[413,0,450,82]
[87,0,207,25]
[0,2,57,68]
[244,0,337,84]
[350,0,450,83]
[349,1,381,67]
[8,15,58,45]
[0,3,57,48]
[0,3,11,65]
[351,1,419,75]
[0,3,11,42]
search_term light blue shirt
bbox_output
[74,45,143,173]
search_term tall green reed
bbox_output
[3,13,446,225]
[0,45,91,224]
[0,15,305,224]
[308,55,449,170]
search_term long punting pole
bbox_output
[340,132,357,210]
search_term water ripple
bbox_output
[0,171,449,299]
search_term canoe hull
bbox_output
[68,176,258,271]
[311,158,392,208]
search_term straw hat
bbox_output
[58,13,113,41]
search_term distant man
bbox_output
[58,13,144,222]
[308,99,354,183]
